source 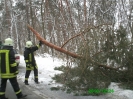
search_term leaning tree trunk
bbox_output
[27,25,81,58]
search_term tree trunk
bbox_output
[27,25,81,58]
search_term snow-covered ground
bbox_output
[18,53,133,99]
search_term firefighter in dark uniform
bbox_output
[24,40,42,85]
[0,38,26,99]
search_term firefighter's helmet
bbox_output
[26,41,33,48]
[4,38,13,46]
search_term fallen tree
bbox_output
[27,24,121,71]
[28,25,133,95]
[27,24,81,58]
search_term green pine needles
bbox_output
[52,25,133,95]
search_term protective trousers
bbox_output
[0,77,22,98]
[25,66,38,83]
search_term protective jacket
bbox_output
[24,45,40,70]
[0,46,18,78]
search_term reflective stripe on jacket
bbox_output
[24,45,39,70]
[0,47,18,78]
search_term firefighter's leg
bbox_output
[0,78,8,99]
[9,77,27,99]
[24,70,31,85]
[34,65,39,84]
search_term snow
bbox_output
[18,53,133,99]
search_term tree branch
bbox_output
[61,24,112,48]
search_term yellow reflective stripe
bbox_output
[25,60,29,62]
[5,51,9,73]
[16,89,22,94]
[27,64,30,66]
[0,92,5,95]
[0,50,17,78]
[1,73,16,78]
[0,53,1,77]
[26,67,32,70]
[35,66,38,69]
[30,66,34,69]
[25,78,28,80]
[10,63,17,67]
[15,71,19,74]
[29,54,31,62]
[0,50,9,53]
[35,76,38,78]
[0,50,10,73]
[37,45,40,48]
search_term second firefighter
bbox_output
[24,40,43,85]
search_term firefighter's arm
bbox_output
[9,50,18,75]
[32,41,43,51]
[9,49,17,67]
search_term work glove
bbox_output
[26,65,30,68]
[30,66,34,70]
[39,40,43,46]
[26,62,32,68]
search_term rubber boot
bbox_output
[24,80,29,85]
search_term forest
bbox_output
[0,0,133,95]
